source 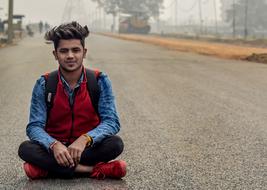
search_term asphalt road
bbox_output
[0,34,266,190]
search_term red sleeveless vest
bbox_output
[45,70,100,143]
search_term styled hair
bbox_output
[45,21,90,50]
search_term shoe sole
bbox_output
[116,160,127,178]
[23,163,47,179]
[23,163,34,179]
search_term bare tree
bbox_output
[224,0,267,37]
[92,0,163,20]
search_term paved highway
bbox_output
[0,34,266,189]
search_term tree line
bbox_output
[92,0,163,19]
[225,0,267,36]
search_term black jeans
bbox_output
[18,135,124,178]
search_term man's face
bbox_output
[53,39,87,72]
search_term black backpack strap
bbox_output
[44,70,58,118]
[85,68,100,114]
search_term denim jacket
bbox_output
[26,71,120,151]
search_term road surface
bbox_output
[0,34,266,189]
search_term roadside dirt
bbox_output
[100,33,267,64]
[0,43,5,48]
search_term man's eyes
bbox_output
[72,49,81,52]
[59,49,68,53]
[59,49,81,53]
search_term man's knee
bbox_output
[18,141,31,160]
[18,140,44,162]
[108,135,124,155]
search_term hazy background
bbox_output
[1,0,266,39]
[0,0,222,25]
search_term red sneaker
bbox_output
[23,162,48,180]
[90,160,127,179]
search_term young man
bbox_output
[18,21,126,180]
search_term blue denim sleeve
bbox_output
[26,77,56,151]
[87,73,120,145]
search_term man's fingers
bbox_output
[67,148,76,166]
[76,151,81,164]
[64,151,75,167]
[68,148,80,165]
[59,154,69,167]
[56,152,72,167]
[74,150,79,164]
[56,155,65,166]
[76,156,81,165]
[68,149,74,160]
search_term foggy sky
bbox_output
[164,0,222,24]
[0,0,222,25]
[0,0,71,24]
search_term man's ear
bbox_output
[83,48,87,58]
[53,50,58,60]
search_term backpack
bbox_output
[44,69,100,118]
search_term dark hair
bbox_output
[45,21,90,50]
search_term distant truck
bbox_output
[119,13,150,34]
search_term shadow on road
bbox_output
[14,176,128,190]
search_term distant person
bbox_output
[26,25,34,37]
[44,22,50,32]
[39,21,43,34]
[18,21,126,180]
[111,24,114,33]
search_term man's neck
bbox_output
[60,66,83,89]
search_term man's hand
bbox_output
[51,141,75,168]
[67,135,88,165]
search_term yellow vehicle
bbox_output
[119,13,150,34]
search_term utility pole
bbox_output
[104,9,106,31]
[61,0,88,25]
[232,0,236,38]
[112,12,116,33]
[98,7,101,31]
[175,0,178,32]
[95,9,97,31]
[198,0,203,35]
[97,8,100,31]
[7,0,14,44]
[213,0,218,36]
[157,15,160,34]
[101,7,104,31]
[244,0,248,39]
[0,7,3,21]
[88,9,92,28]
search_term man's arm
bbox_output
[27,77,74,167]
[26,77,56,150]
[68,73,120,164]
[87,73,120,145]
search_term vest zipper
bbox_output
[68,90,77,143]
[69,105,74,143]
